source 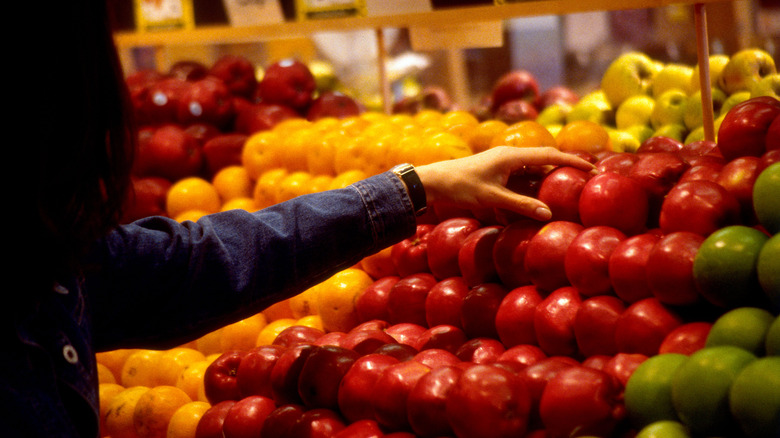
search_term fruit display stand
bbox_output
[101,1,780,438]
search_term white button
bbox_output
[63,345,79,364]
[54,284,69,295]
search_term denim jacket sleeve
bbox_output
[85,170,417,351]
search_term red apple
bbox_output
[497,344,548,369]
[337,353,400,423]
[538,365,626,438]
[139,77,192,124]
[204,351,245,404]
[270,344,316,405]
[236,344,286,399]
[176,76,235,129]
[627,151,690,223]
[519,356,580,429]
[185,122,221,145]
[412,348,462,369]
[535,85,579,110]
[384,323,427,348]
[355,276,398,323]
[168,60,208,81]
[427,217,482,280]
[256,58,316,110]
[460,283,508,339]
[221,395,276,438]
[492,219,544,289]
[579,172,650,236]
[425,277,469,329]
[419,86,454,112]
[332,419,384,438]
[494,99,539,124]
[202,133,248,177]
[307,91,362,121]
[371,360,432,431]
[407,365,464,438]
[234,102,300,135]
[658,321,712,355]
[260,404,305,438]
[715,155,762,223]
[314,331,346,347]
[387,273,437,326]
[455,337,506,364]
[495,285,544,348]
[603,352,648,388]
[573,295,626,358]
[677,161,724,184]
[340,329,397,356]
[533,286,583,357]
[297,345,360,410]
[272,325,325,349]
[614,297,684,357]
[195,400,236,438]
[373,343,419,362]
[636,136,684,154]
[595,152,640,176]
[208,54,258,99]
[445,364,532,438]
[287,408,347,438]
[717,96,780,161]
[537,166,592,223]
[391,224,434,277]
[491,70,540,112]
[121,176,172,223]
[524,221,584,292]
[766,114,780,152]
[349,320,390,333]
[646,231,706,306]
[679,139,722,161]
[564,226,627,297]
[608,232,661,303]
[136,124,204,181]
[458,225,503,287]
[414,324,468,354]
[659,180,741,236]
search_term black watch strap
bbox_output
[392,163,427,216]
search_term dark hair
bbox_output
[26,1,135,296]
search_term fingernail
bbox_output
[535,207,552,221]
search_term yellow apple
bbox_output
[750,73,780,99]
[536,103,571,127]
[653,63,695,97]
[601,52,663,108]
[651,88,688,129]
[720,91,751,117]
[682,88,727,131]
[719,49,777,95]
[566,90,614,125]
[616,95,656,130]
[653,123,688,143]
[691,54,730,92]
[609,129,642,153]
[626,124,655,144]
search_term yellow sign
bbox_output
[295,0,367,20]
[134,0,195,32]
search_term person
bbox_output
[5,1,595,437]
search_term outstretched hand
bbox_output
[415,146,596,222]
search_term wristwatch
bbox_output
[392,163,427,216]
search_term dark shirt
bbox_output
[2,171,416,437]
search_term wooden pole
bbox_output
[694,3,715,142]
[376,28,392,114]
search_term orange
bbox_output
[339,115,372,136]
[289,284,321,319]
[306,130,342,176]
[469,119,508,153]
[329,169,368,190]
[362,133,401,176]
[97,362,117,384]
[166,177,221,219]
[416,132,472,165]
[360,246,397,279]
[241,130,283,180]
[253,168,288,209]
[275,171,314,204]
[263,299,295,321]
[556,120,612,154]
[103,386,150,438]
[97,349,138,384]
[296,314,325,331]
[165,401,211,438]
[121,350,164,387]
[195,328,223,356]
[256,318,298,346]
[307,175,335,193]
[173,210,209,223]
[99,383,126,437]
[441,110,480,127]
[280,127,320,172]
[133,385,192,438]
[219,313,268,352]
[390,134,423,165]
[413,109,445,128]
[212,165,253,203]
[156,348,207,387]
[273,117,311,135]
[220,196,257,212]
[333,135,371,175]
[316,268,374,333]
[175,360,210,402]
[490,120,557,149]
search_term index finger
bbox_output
[497,146,596,172]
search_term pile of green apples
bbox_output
[536,48,779,152]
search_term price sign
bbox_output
[294,0,367,20]
[133,0,195,32]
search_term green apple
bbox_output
[609,129,641,153]
[671,345,757,437]
[652,63,694,98]
[625,353,688,428]
[757,233,780,310]
[719,90,751,117]
[767,316,780,356]
[729,356,780,438]
[705,307,775,355]
[536,103,571,127]
[750,73,780,99]
[650,88,687,129]
[615,94,655,130]
[691,54,730,92]
[719,48,777,95]
[684,126,705,144]
[682,87,727,131]
[625,124,654,143]
[693,225,770,309]
[754,162,780,234]
[635,420,691,438]
[653,123,687,142]
[601,51,662,108]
